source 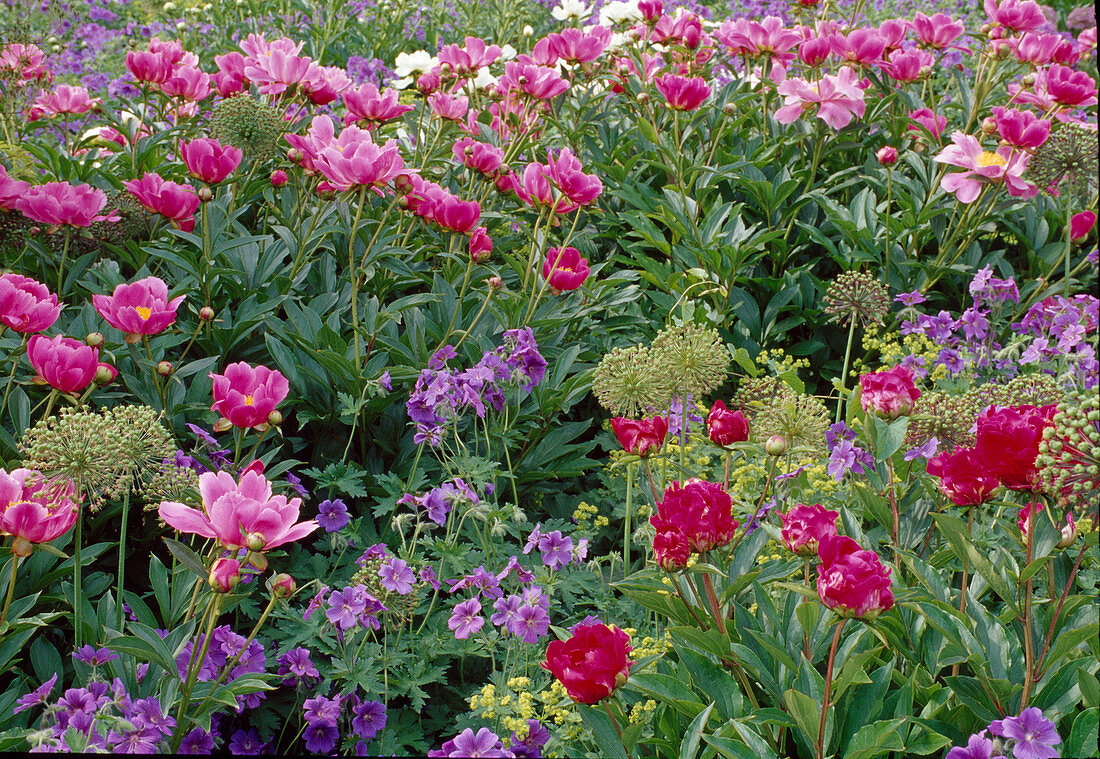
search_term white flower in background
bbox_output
[472,67,497,90]
[551,0,591,23]
[598,0,642,26]
[523,25,534,37]
[393,50,438,89]
[500,44,518,61]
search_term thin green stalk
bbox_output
[170,594,222,752]
[834,318,858,424]
[0,335,28,415]
[73,510,83,649]
[115,490,130,631]
[817,618,848,759]
[623,463,634,573]
[1,554,19,627]
[347,187,370,367]
[58,228,72,295]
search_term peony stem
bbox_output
[602,700,632,759]
[817,618,847,759]
[115,489,130,631]
[702,571,726,636]
[170,593,222,752]
[623,463,634,574]
[803,557,813,661]
[1,554,19,627]
[1020,505,1036,708]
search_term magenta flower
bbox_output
[547,26,610,64]
[934,132,1037,203]
[0,468,79,555]
[428,92,468,122]
[0,273,61,333]
[654,74,711,111]
[911,12,966,49]
[816,534,894,620]
[429,727,512,758]
[15,182,116,229]
[828,29,886,66]
[1071,211,1096,241]
[438,37,503,74]
[500,61,569,100]
[124,173,200,232]
[432,194,481,234]
[126,49,173,84]
[542,247,590,293]
[180,138,243,184]
[342,83,414,126]
[29,84,100,118]
[775,67,866,130]
[0,164,30,210]
[713,17,802,62]
[314,122,408,192]
[452,137,504,176]
[92,276,184,343]
[984,0,1047,33]
[209,361,289,430]
[27,334,98,394]
[908,108,947,140]
[991,106,1050,149]
[448,598,485,639]
[859,365,921,419]
[544,148,602,207]
[158,468,318,551]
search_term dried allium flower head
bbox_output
[1037,388,1100,512]
[142,455,200,509]
[592,344,666,417]
[749,393,829,453]
[1027,122,1099,206]
[21,405,175,511]
[85,190,148,248]
[730,376,797,423]
[823,271,889,328]
[649,322,730,398]
[350,560,420,630]
[211,94,283,162]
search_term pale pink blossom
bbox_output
[775,66,866,129]
[934,131,1037,203]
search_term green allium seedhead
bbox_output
[87,191,148,247]
[211,94,282,162]
[351,559,421,630]
[823,271,889,328]
[142,456,200,510]
[21,405,175,510]
[730,376,797,423]
[1028,122,1099,206]
[1036,388,1100,512]
[749,393,829,453]
[592,344,666,418]
[650,322,730,399]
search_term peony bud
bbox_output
[247,551,268,572]
[981,117,997,134]
[765,435,789,456]
[197,187,213,202]
[267,409,283,425]
[245,532,267,552]
[156,361,172,376]
[94,363,118,386]
[212,417,233,432]
[209,558,241,592]
[1057,513,1076,549]
[488,275,503,290]
[876,146,898,166]
[85,332,105,348]
[1021,73,1036,86]
[270,572,296,597]
[287,148,303,163]
[11,536,34,558]
[270,169,288,187]
[199,306,215,321]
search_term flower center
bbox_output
[977,151,1006,168]
[135,306,152,320]
[244,395,255,406]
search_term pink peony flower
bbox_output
[452,137,504,176]
[438,37,503,74]
[433,195,481,234]
[270,169,288,187]
[209,557,241,592]
[775,67,866,129]
[934,132,1037,203]
[542,247,590,292]
[544,148,602,206]
[779,503,839,557]
[124,173,200,231]
[26,334,98,394]
[180,138,243,184]
[547,26,610,64]
[829,29,886,66]
[499,61,569,100]
[302,64,351,106]
[342,83,414,126]
[210,361,290,430]
[161,66,212,102]
[714,17,802,63]
[1071,210,1096,241]
[469,226,492,262]
[213,51,249,97]
[816,534,893,620]
[243,36,316,96]
[1042,64,1098,107]
[1013,32,1065,66]
[29,84,99,118]
[428,92,468,122]
[0,164,30,210]
[14,182,116,229]
[882,49,932,82]
[908,108,947,140]
[126,49,173,84]
[799,36,831,66]
[984,0,1047,33]
[911,12,965,50]
[91,276,185,343]
[158,468,318,551]
[991,106,1050,149]
[0,273,61,333]
[654,74,711,110]
[859,365,920,419]
[313,122,409,192]
[0,468,79,555]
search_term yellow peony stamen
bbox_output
[244,395,255,406]
[135,306,152,320]
[977,151,1006,168]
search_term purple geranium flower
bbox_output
[895,290,926,306]
[227,729,265,755]
[351,698,387,740]
[317,498,350,533]
[508,604,550,644]
[179,727,215,754]
[378,558,415,595]
[429,727,513,758]
[904,437,939,461]
[448,598,485,640]
[946,732,995,759]
[326,586,367,631]
[73,645,119,666]
[827,438,875,482]
[277,646,320,685]
[990,707,1061,759]
[14,673,58,714]
[537,531,573,571]
[303,723,340,753]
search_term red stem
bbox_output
[817,619,848,759]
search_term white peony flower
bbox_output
[598,0,642,26]
[392,50,439,89]
[551,0,591,22]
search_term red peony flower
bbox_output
[650,480,739,555]
[26,334,98,394]
[611,416,668,457]
[542,623,632,704]
[973,404,1055,491]
[653,527,691,570]
[542,247,590,293]
[0,273,61,333]
[926,446,999,505]
[859,365,920,419]
[816,534,893,620]
[779,503,839,557]
[705,400,749,446]
[468,226,492,263]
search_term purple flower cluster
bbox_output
[446,554,551,643]
[826,422,875,482]
[523,524,587,570]
[489,587,551,644]
[398,478,479,526]
[429,727,514,758]
[1012,294,1099,388]
[406,329,547,446]
[277,645,320,686]
[174,625,267,712]
[324,585,387,631]
[946,707,1061,759]
[510,719,551,759]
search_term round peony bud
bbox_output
[94,363,118,386]
[876,146,898,165]
[267,409,283,426]
[245,532,267,552]
[779,503,839,557]
[270,169,288,187]
[197,187,213,202]
[199,306,215,321]
[859,365,921,419]
[488,275,503,290]
[209,557,241,592]
[85,332,104,348]
[270,572,296,597]
[156,361,172,376]
[765,435,789,456]
[1056,513,1076,549]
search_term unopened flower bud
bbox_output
[245,532,267,552]
[488,275,503,290]
[94,363,118,386]
[765,435,789,456]
[12,536,33,558]
[287,148,303,163]
[394,174,413,194]
[270,572,296,597]
[209,558,241,592]
[270,169,288,187]
[267,409,283,425]
[199,306,215,321]
[723,103,736,116]
[85,332,104,348]
[1021,73,1036,86]
[995,41,1010,58]
[636,93,649,104]
[981,117,997,134]
[1057,513,1076,549]
[156,361,172,376]
[876,146,897,165]
[247,550,268,572]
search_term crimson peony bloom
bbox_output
[542,247,590,293]
[542,623,632,704]
[1071,211,1096,241]
[972,404,1055,491]
[158,468,318,552]
[468,226,492,263]
[991,107,1050,149]
[859,365,920,419]
[0,273,61,333]
[180,138,243,184]
[780,503,839,557]
[209,361,290,430]
[650,480,739,555]
[124,173,200,232]
[706,400,749,446]
[926,446,999,505]
[26,334,98,394]
[91,276,185,344]
[653,528,690,570]
[611,416,668,457]
[0,468,79,556]
[654,74,711,111]
[816,534,893,620]
[125,49,173,84]
[14,182,116,229]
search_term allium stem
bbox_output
[115,489,130,631]
[623,463,634,574]
[1,554,20,627]
[1020,505,1036,708]
[817,618,847,759]
[73,508,83,649]
[834,318,857,425]
[1063,201,1072,299]
[348,187,370,368]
